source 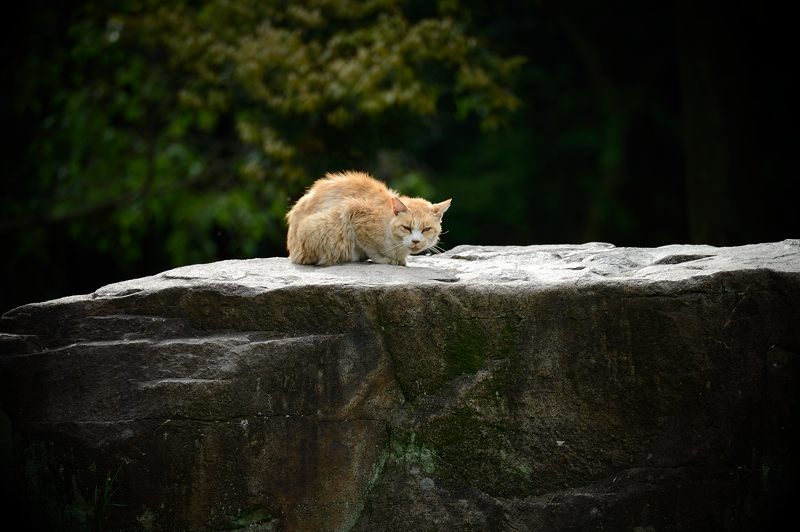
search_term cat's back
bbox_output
[311,171,391,201]
[291,171,392,217]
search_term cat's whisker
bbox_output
[422,243,445,256]
[428,239,446,253]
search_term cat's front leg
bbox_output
[366,252,406,266]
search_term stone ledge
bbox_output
[1,241,798,530]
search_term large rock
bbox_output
[1,241,798,530]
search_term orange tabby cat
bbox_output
[286,171,451,266]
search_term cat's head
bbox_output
[388,196,451,255]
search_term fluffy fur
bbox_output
[286,171,451,266]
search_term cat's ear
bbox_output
[391,196,408,215]
[431,199,451,220]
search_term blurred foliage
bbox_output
[3,0,521,268]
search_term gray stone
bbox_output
[1,240,798,530]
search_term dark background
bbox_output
[2,0,796,313]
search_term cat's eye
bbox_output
[402,225,412,232]
[422,227,431,233]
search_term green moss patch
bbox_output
[418,409,534,498]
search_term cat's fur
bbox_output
[286,171,451,266]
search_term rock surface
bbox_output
[1,241,799,530]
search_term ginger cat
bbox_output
[286,171,451,266]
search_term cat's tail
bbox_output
[285,204,301,260]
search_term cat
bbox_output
[286,171,451,266]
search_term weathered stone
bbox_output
[1,240,798,530]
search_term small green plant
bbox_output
[93,467,123,531]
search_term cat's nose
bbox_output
[411,239,420,245]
